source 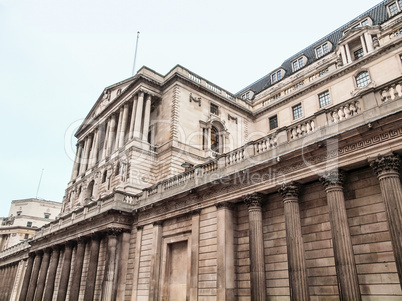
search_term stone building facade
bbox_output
[0,199,61,251]
[1,1,402,300]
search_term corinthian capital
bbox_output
[242,192,264,209]
[278,182,301,199]
[319,170,345,189]
[370,154,400,177]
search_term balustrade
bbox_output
[381,81,402,102]
[326,99,361,124]
[288,118,316,140]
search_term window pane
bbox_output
[269,116,278,130]
[292,104,303,120]
[299,58,304,68]
[317,47,323,58]
[277,70,282,80]
[323,43,329,54]
[210,103,219,115]
[293,61,299,71]
[354,48,364,60]
[211,126,219,152]
[390,2,398,16]
[356,71,370,88]
[272,73,277,83]
[318,91,331,107]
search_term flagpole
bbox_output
[132,31,140,76]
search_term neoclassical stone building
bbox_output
[1,1,402,300]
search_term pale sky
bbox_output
[0,0,382,217]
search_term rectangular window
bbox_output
[210,103,219,115]
[318,90,331,108]
[26,221,32,227]
[269,115,278,130]
[44,214,49,219]
[292,104,303,120]
[316,47,323,58]
[24,233,29,239]
[389,2,399,16]
[293,58,304,71]
[354,48,364,60]
[272,70,282,83]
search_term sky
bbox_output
[0,0,382,217]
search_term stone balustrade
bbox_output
[0,241,30,259]
[326,99,361,124]
[253,134,277,154]
[287,117,316,141]
[381,81,402,102]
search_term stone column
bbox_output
[278,182,310,301]
[7,264,17,300]
[19,254,35,301]
[340,46,348,65]
[43,246,60,301]
[149,221,163,301]
[116,231,131,300]
[242,192,267,301]
[89,129,99,169]
[190,210,200,301]
[129,95,138,140]
[2,265,10,300]
[216,202,236,300]
[79,137,89,175]
[106,114,117,156]
[26,251,43,301]
[134,92,144,139]
[34,248,51,301]
[102,119,110,160]
[57,241,74,301]
[69,237,87,301]
[320,170,361,300]
[345,43,353,64]
[0,266,6,300]
[142,94,152,141]
[370,154,402,285]
[84,233,102,301]
[71,142,83,180]
[365,32,374,52]
[114,107,124,151]
[102,228,122,301]
[118,103,130,148]
[131,226,143,301]
[360,35,368,54]
[207,126,211,150]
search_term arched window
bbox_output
[85,180,95,199]
[356,71,370,88]
[211,126,219,152]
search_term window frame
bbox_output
[292,103,303,120]
[292,57,305,72]
[271,70,282,83]
[355,71,371,88]
[269,115,278,131]
[26,221,32,228]
[388,1,401,16]
[318,90,331,108]
[210,103,219,115]
[316,42,330,58]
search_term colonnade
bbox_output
[0,261,19,300]
[339,31,375,65]
[241,154,402,300]
[71,91,153,180]
[18,228,130,301]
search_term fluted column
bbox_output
[43,246,61,301]
[149,222,163,301]
[2,265,11,300]
[102,228,122,301]
[216,202,236,300]
[278,182,310,301]
[118,103,129,147]
[19,253,35,301]
[365,32,374,52]
[360,35,368,54]
[26,251,43,301]
[102,119,110,160]
[69,237,87,301]
[142,94,152,141]
[345,43,352,63]
[116,231,131,300]
[134,92,144,139]
[242,192,266,301]
[78,137,89,175]
[370,154,402,286]
[57,241,74,301]
[131,226,143,301]
[114,107,123,151]
[0,266,6,300]
[89,129,99,169]
[106,114,117,156]
[34,248,51,301]
[320,170,361,300]
[84,233,102,301]
[128,95,138,140]
[71,142,83,180]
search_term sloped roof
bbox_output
[236,0,389,97]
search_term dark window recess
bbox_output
[269,116,278,130]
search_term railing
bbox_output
[288,117,316,141]
[254,134,277,154]
[381,82,402,102]
[0,241,30,259]
[326,99,361,124]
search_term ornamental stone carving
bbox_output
[242,192,264,209]
[277,181,301,200]
[319,170,345,189]
[107,227,123,236]
[370,154,401,177]
[215,201,235,210]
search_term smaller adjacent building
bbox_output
[0,198,62,251]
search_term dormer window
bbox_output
[388,1,402,16]
[292,57,305,72]
[272,70,282,83]
[316,42,330,58]
[242,91,251,100]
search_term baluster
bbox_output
[333,110,339,122]
[344,105,351,118]
[338,107,345,120]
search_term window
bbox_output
[102,170,107,183]
[17,211,21,216]
[26,221,32,228]
[292,57,304,71]
[242,92,251,100]
[272,70,282,83]
[24,233,29,239]
[356,71,370,88]
[389,2,399,16]
[210,103,219,115]
[318,91,331,108]
[354,48,364,60]
[269,115,278,130]
[44,214,49,219]
[292,104,303,120]
[316,42,330,58]
[211,126,219,152]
